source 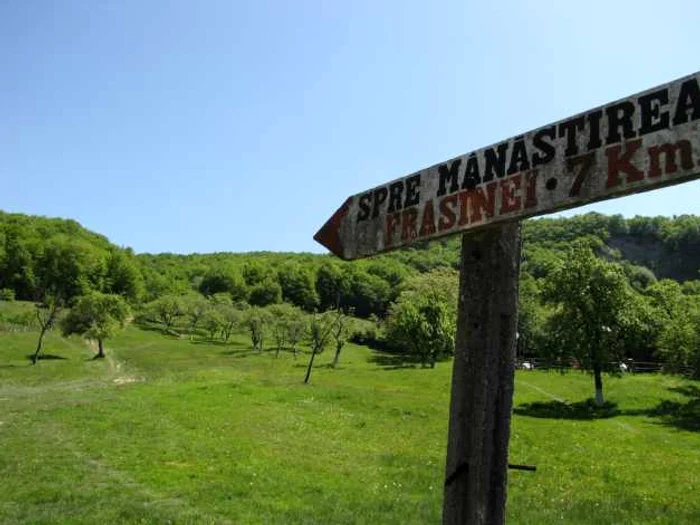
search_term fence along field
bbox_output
[315,70,700,524]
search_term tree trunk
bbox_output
[97,339,105,359]
[443,223,521,525]
[32,326,48,364]
[304,349,318,384]
[32,303,58,365]
[593,362,604,406]
[331,344,342,368]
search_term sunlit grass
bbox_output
[1,315,698,524]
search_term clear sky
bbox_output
[2,0,699,254]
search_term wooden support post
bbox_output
[443,222,522,525]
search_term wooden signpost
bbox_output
[314,71,700,524]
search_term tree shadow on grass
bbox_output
[514,384,700,432]
[219,348,259,358]
[133,322,181,338]
[514,399,620,420]
[367,351,424,370]
[191,339,239,347]
[642,385,700,432]
[25,354,67,362]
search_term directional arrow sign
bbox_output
[315,71,700,260]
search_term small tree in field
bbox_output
[201,308,224,340]
[61,293,131,359]
[267,304,291,357]
[386,291,456,368]
[304,311,334,384]
[31,299,61,364]
[219,304,242,343]
[244,307,269,352]
[147,295,186,334]
[330,308,354,368]
[543,246,644,406]
[286,308,307,359]
[185,294,210,339]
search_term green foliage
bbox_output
[542,246,648,403]
[1,318,700,523]
[5,210,700,377]
[248,278,282,307]
[384,269,458,367]
[198,264,247,301]
[201,307,224,340]
[647,280,700,378]
[61,292,130,357]
[0,288,16,301]
[277,263,318,311]
[105,248,145,303]
[145,294,186,333]
[243,306,270,351]
[265,303,301,357]
[218,303,243,342]
[329,308,354,367]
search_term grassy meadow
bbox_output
[1,305,699,524]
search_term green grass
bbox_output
[1,309,699,523]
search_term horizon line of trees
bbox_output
[1,210,700,397]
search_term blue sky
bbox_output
[2,0,699,254]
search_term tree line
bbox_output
[1,210,700,397]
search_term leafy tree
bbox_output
[31,299,61,364]
[61,292,130,359]
[243,306,269,351]
[277,264,319,311]
[386,291,455,368]
[105,248,145,303]
[31,237,106,363]
[242,261,276,287]
[218,303,242,343]
[543,246,644,406]
[304,311,334,383]
[0,226,36,299]
[248,278,282,307]
[184,294,210,338]
[330,308,354,368]
[199,265,247,301]
[315,263,350,311]
[647,280,700,377]
[202,308,224,340]
[345,268,392,318]
[517,274,550,361]
[266,303,298,357]
[286,308,307,359]
[146,294,186,333]
[623,263,657,292]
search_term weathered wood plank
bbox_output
[315,71,700,260]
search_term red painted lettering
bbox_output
[500,174,522,214]
[647,140,694,178]
[468,182,497,224]
[385,213,400,247]
[438,194,458,232]
[401,208,418,242]
[419,200,436,237]
[605,139,643,188]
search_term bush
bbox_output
[0,288,16,301]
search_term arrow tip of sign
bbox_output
[313,197,353,260]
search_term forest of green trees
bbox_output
[1,210,700,401]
